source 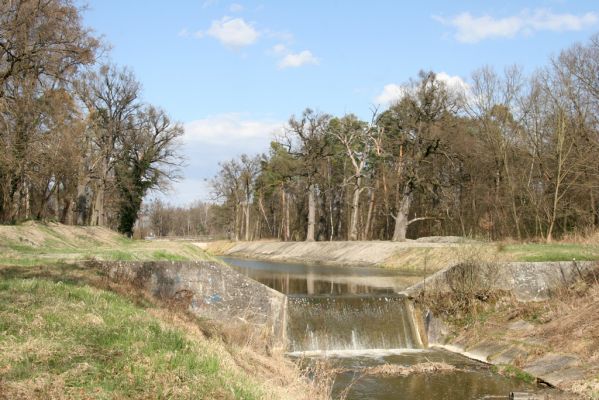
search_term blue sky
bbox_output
[83,1,599,204]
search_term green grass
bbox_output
[151,250,189,261]
[491,365,536,384]
[0,223,211,266]
[0,277,263,399]
[499,243,599,262]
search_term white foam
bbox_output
[286,348,430,358]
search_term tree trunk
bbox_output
[91,155,109,226]
[392,192,412,242]
[244,202,251,241]
[285,192,291,241]
[306,183,316,241]
[363,187,376,240]
[90,183,104,226]
[348,177,361,241]
[280,186,290,241]
[234,203,240,241]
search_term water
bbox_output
[321,350,543,400]
[287,295,424,352]
[220,256,551,399]
[219,256,424,295]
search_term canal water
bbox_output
[219,256,549,399]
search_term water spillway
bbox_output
[218,256,428,354]
[219,256,548,399]
[287,294,425,353]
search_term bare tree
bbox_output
[284,109,331,241]
[0,0,98,223]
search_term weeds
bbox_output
[419,246,502,327]
[491,365,535,384]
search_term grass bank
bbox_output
[0,276,265,399]
[0,223,320,399]
[0,221,210,266]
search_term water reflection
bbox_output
[219,256,424,295]
[316,350,546,400]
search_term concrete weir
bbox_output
[93,260,288,352]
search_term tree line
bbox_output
[209,34,599,242]
[0,0,183,236]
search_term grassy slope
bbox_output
[0,277,264,399]
[0,221,210,266]
[0,223,315,400]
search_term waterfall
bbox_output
[287,294,425,353]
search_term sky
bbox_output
[83,0,599,205]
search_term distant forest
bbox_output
[2,1,598,243]
[0,0,184,236]
[153,33,599,242]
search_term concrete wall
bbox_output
[404,260,596,301]
[93,260,287,352]
[222,240,456,270]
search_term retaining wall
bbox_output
[404,260,596,301]
[93,260,288,352]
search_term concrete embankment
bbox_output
[404,260,597,301]
[208,239,463,271]
[94,260,287,352]
[405,260,599,396]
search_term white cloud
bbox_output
[161,113,285,205]
[178,28,190,37]
[278,50,319,69]
[436,72,470,95]
[202,0,219,8]
[184,113,284,145]
[375,73,469,105]
[375,84,406,105]
[202,17,259,47]
[229,3,244,12]
[434,9,598,43]
[272,43,287,54]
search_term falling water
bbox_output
[287,294,425,353]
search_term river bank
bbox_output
[205,238,599,271]
[0,223,323,400]
[211,239,599,399]
[205,238,465,272]
[412,260,599,399]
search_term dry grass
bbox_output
[205,240,242,256]
[361,362,457,376]
[530,274,599,363]
[431,265,599,397]
[0,221,212,266]
[0,263,326,400]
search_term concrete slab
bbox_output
[524,354,580,378]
